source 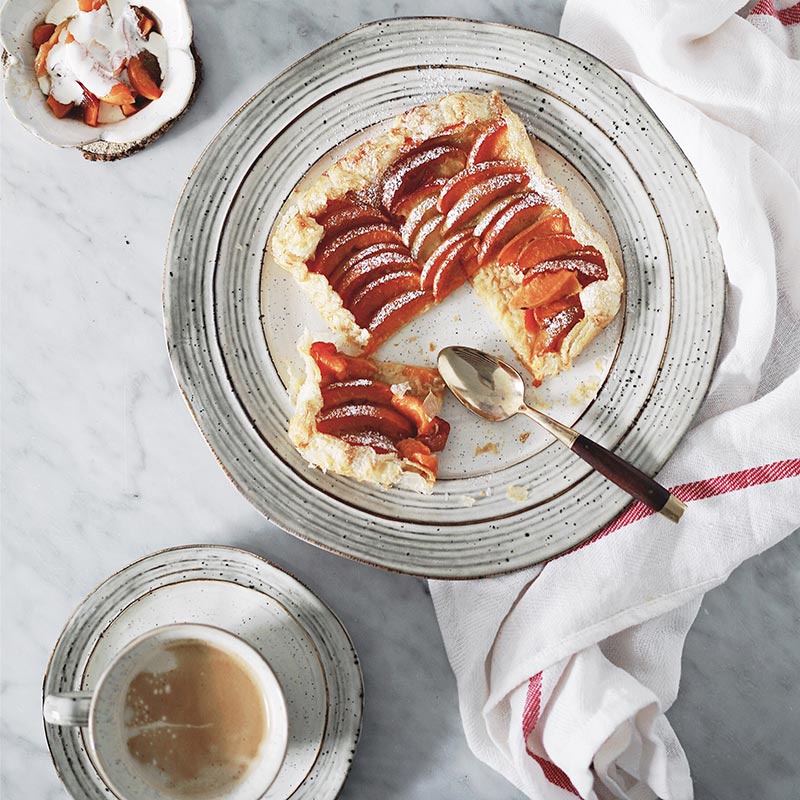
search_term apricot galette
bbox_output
[290,340,451,491]
[270,91,623,384]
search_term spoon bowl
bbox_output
[437,346,685,523]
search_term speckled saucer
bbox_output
[43,545,363,800]
[164,18,726,578]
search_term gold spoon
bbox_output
[437,346,685,522]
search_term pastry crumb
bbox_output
[474,442,500,456]
[519,431,531,443]
[453,314,461,322]
[459,495,476,507]
[429,342,437,352]
[569,379,599,405]
[506,484,528,502]
[595,358,606,372]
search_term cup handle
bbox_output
[43,692,92,727]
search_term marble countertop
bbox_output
[2,2,798,798]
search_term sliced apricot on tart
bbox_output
[349,270,422,327]
[311,223,403,276]
[437,161,528,215]
[510,269,582,310]
[321,379,395,408]
[317,403,416,441]
[467,122,509,166]
[336,252,419,307]
[365,289,433,352]
[477,192,549,264]
[381,144,466,213]
[310,341,377,382]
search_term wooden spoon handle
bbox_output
[571,434,685,522]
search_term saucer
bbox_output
[43,545,363,800]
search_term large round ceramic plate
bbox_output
[164,18,725,579]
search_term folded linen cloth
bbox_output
[429,2,800,798]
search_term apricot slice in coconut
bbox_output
[477,192,549,264]
[135,8,156,36]
[82,88,100,127]
[78,0,106,10]
[121,103,139,117]
[127,54,162,100]
[321,379,395,408]
[381,145,466,213]
[311,224,402,276]
[365,290,433,353]
[510,269,582,310]
[46,95,74,118]
[317,403,416,441]
[437,161,528,215]
[310,341,377,382]
[35,21,67,78]
[32,23,56,48]
[349,270,421,327]
[442,173,530,234]
[102,82,136,105]
[467,122,509,166]
[496,210,572,265]
[336,253,418,307]
[339,431,398,454]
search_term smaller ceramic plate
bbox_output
[43,546,363,800]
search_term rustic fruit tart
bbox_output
[272,91,624,490]
[290,339,451,491]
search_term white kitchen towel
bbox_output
[429,2,800,798]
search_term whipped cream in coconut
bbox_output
[41,0,167,108]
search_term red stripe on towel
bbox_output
[573,458,800,551]
[750,0,800,25]
[523,674,581,796]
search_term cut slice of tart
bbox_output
[290,339,451,492]
[270,91,623,382]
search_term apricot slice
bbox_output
[442,173,529,234]
[381,144,466,213]
[510,269,582,309]
[349,270,421,327]
[437,161,528,215]
[35,21,67,78]
[317,403,415,441]
[127,53,162,100]
[135,7,156,36]
[121,103,139,117]
[433,238,476,301]
[417,417,451,452]
[82,88,100,126]
[529,255,608,283]
[340,431,398,454]
[397,439,438,476]
[467,122,509,166]
[321,379,394,408]
[78,0,106,9]
[319,203,387,239]
[409,214,444,262]
[546,247,607,280]
[32,23,56,48]
[532,298,585,354]
[365,290,433,353]
[392,179,446,221]
[311,223,403,276]
[477,192,549,264]
[399,194,440,247]
[504,234,582,270]
[328,243,411,292]
[102,82,136,105]
[336,252,419,306]
[46,95,73,118]
[420,231,471,290]
[472,193,526,239]
[310,341,377,382]
[496,210,572,265]
[391,394,435,435]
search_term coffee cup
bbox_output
[43,623,288,800]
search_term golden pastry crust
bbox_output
[289,335,446,492]
[269,91,623,378]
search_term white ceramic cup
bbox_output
[43,623,289,800]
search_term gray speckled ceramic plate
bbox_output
[164,18,725,579]
[43,546,363,800]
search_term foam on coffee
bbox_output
[123,639,267,798]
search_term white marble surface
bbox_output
[1,2,798,799]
